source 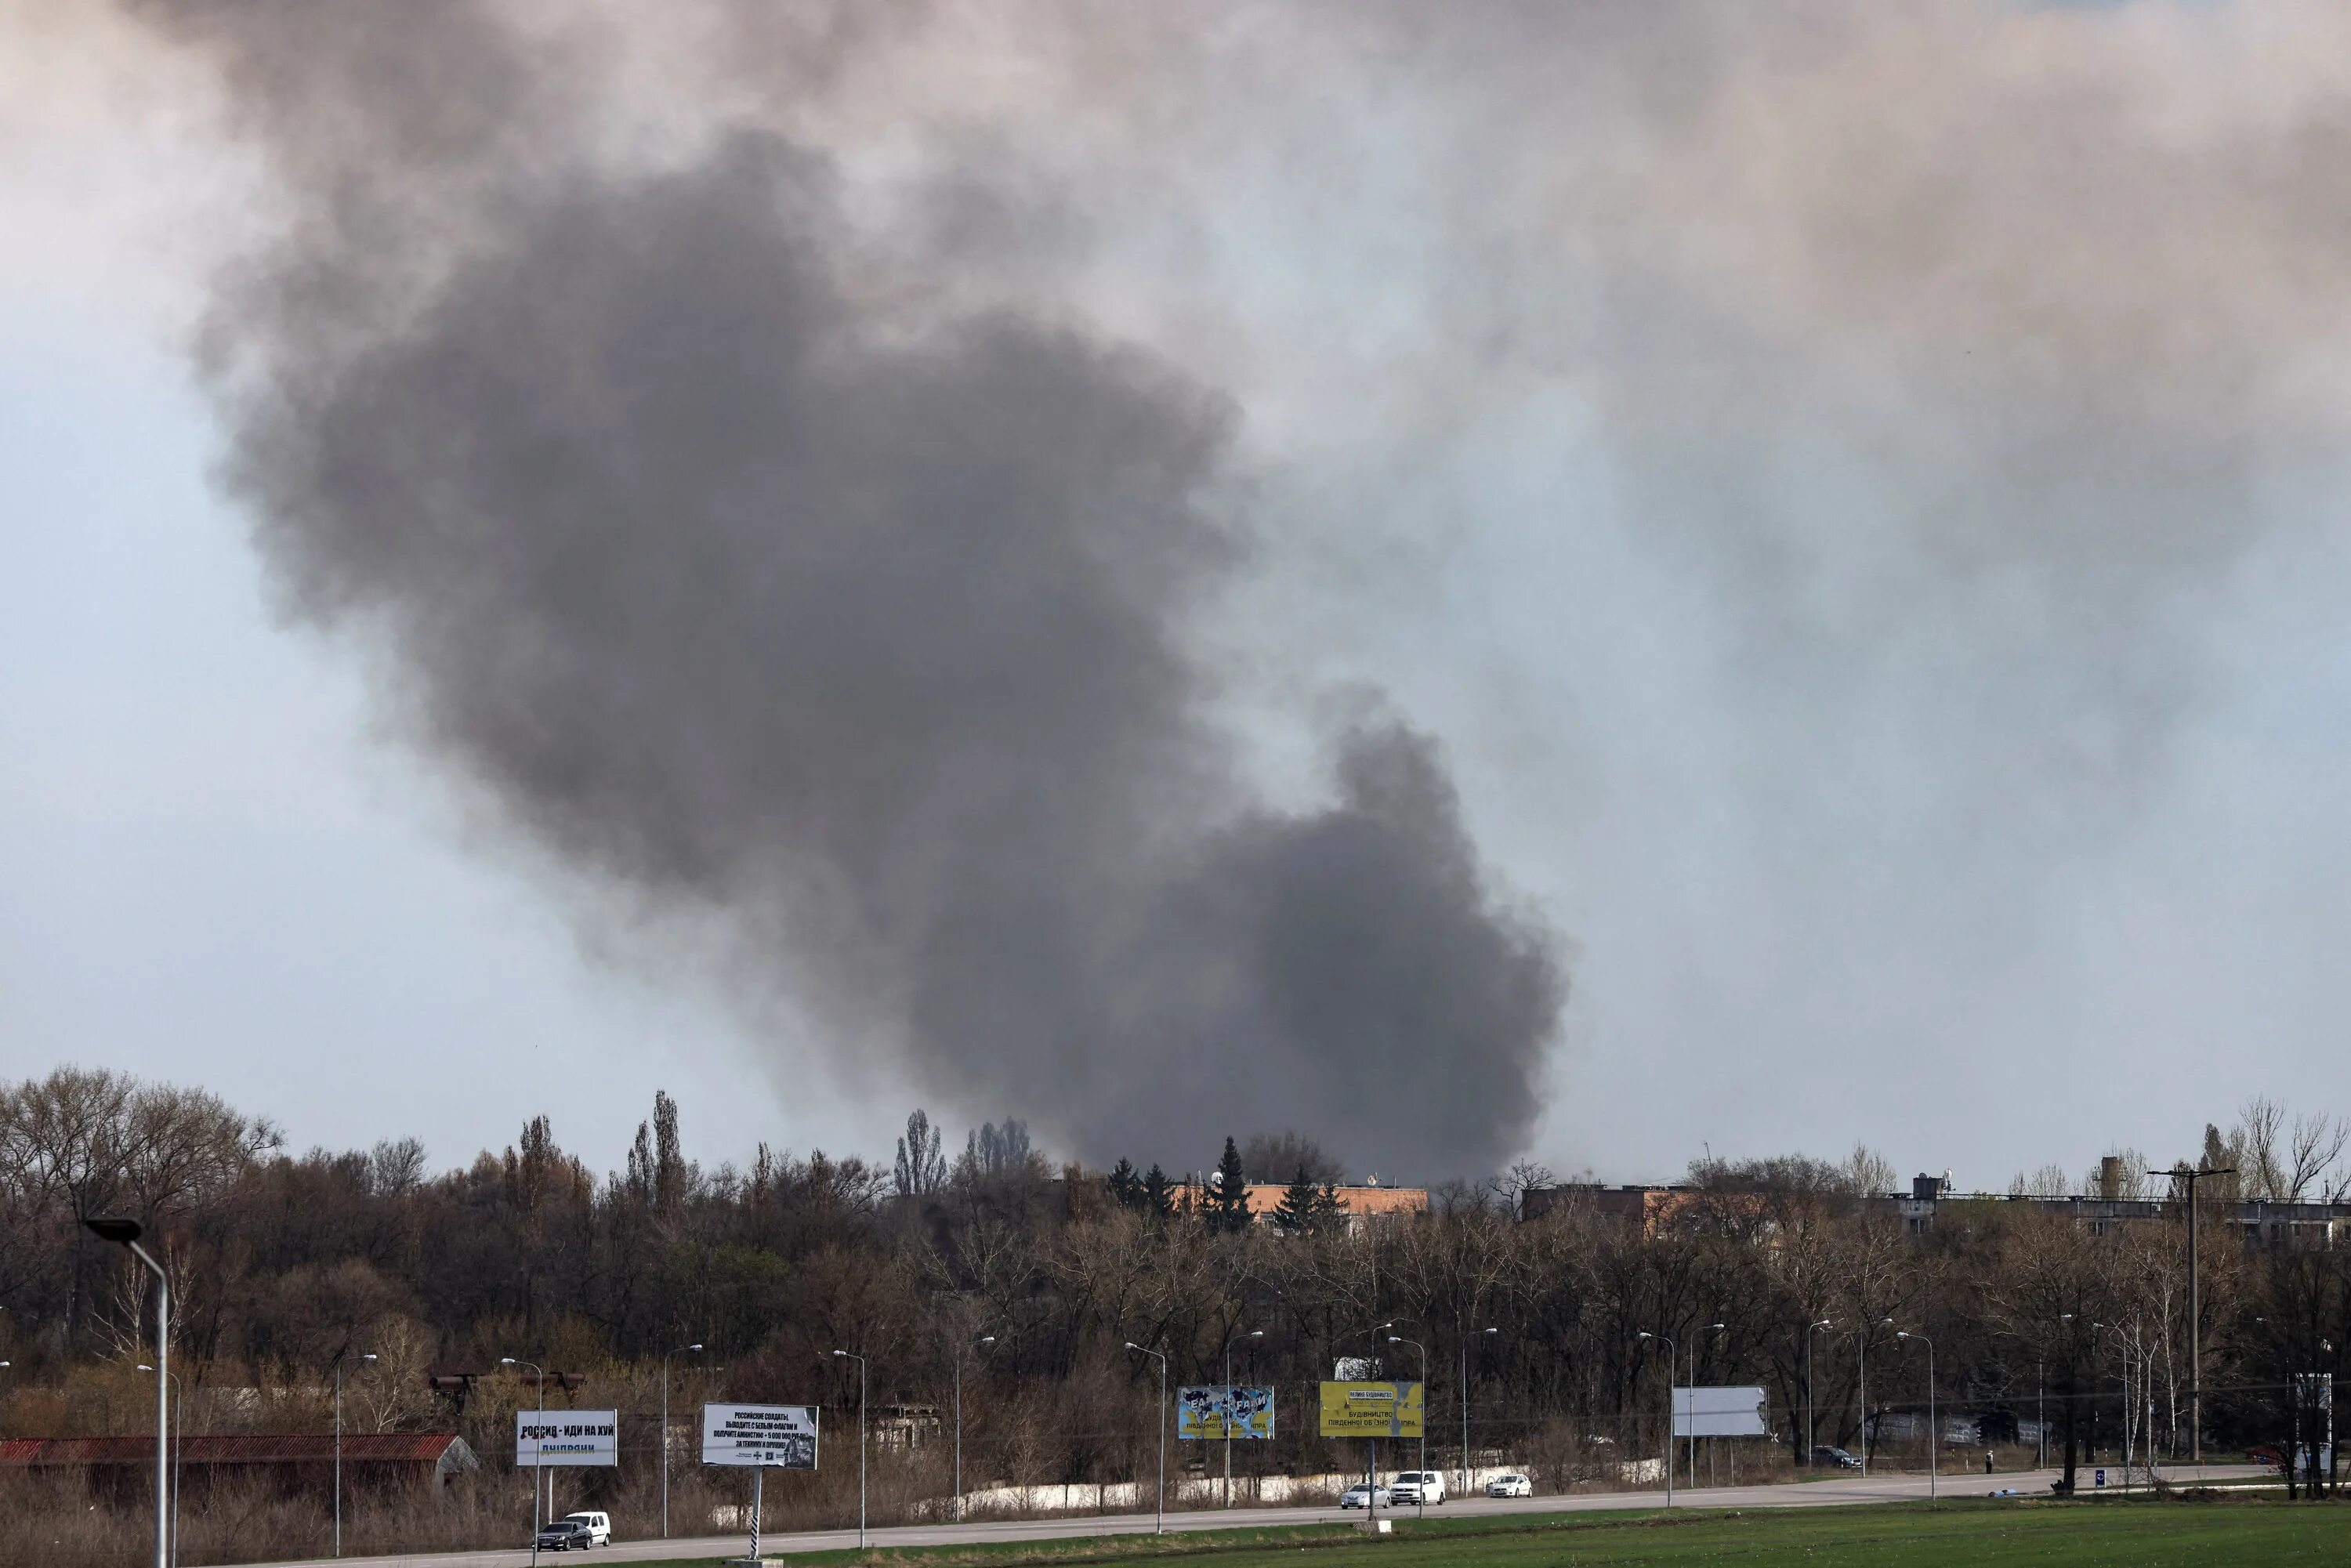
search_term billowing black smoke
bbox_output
[139,2,1565,1174]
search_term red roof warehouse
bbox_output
[0,1432,478,1499]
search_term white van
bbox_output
[1387,1471,1447,1505]
[558,1512,612,1546]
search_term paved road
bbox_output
[267,1465,2265,1567]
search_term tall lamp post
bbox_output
[85,1217,168,1568]
[1690,1324,1724,1489]
[1803,1320,1832,1468]
[1857,1317,1892,1476]
[1223,1329,1262,1507]
[829,1351,869,1549]
[333,1349,377,1556]
[660,1342,703,1539]
[1894,1331,1936,1498]
[136,1363,183,1568]
[1123,1343,1169,1534]
[2153,1163,2233,1468]
[1461,1326,1498,1494]
[1386,1334,1429,1515]
[1636,1331,1675,1509]
[955,1333,996,1520]
[501,1358,547,1565]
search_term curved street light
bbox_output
[1224,1329,1263,1508]
[1461,1326,1499,1494]
[955,1332,997,1521]
[86,1217,168,1568]
[1386,1334,1429,1515]
[500,1358,548,1564]
[1804,1320,1833,1468]
[1123,1343,1170,1535]
[830,1350,870,1549]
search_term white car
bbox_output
[1486,1472,1534,1498]
[556,1512,612,1546]
[1339,1483,1393,1509]
[1388,1470,1447,1505]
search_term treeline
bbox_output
[2,1069,2346,1512]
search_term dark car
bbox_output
[533,1519,595,1552]
[1810,1446,1863,1469]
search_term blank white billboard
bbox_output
[1673,1385,1770,1438]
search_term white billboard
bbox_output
[1673,1385,1770,1438]
[702,1403,820,1469]
[516,1408,619,1466]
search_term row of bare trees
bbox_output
[2,1067,2346,1555]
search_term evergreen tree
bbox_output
[1209,1136,1253,1233]
[1107,1157,1144,1211]
[1310,1180,1347,1231]
[1273,1165,1322,1233]
[1142,1162,1176,1219]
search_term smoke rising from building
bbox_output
[111,0,2351,1171]
[128,0,1567,1175]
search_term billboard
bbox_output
[1177,1385,1275,1440]
[1319,1381,1424,1439]
[516,1409,619,1467]
[701,1403,820,1469]
[1672,1386,1770,1438]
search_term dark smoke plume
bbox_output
[136,1,1566,1175]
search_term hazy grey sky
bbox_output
[5,1,2350,1187]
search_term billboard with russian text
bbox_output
[1318,1381,1423,1438]
[701,1403,820,1469]
[516,1409,618,1466]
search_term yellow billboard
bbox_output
[1318,1381,1425,1439]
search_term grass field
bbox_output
[643,1498,2350,1568]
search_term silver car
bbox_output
[1339,1483,1393,1509]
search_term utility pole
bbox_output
[1461,1326,1497,1494]
[1637,1331,1675,1508]
[86,1219,168,1568]
[1804,1320,1832,1468]
[1224,1329,1261,1507]
[2154,1164,2233,1467]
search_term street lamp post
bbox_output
[1895,1331,1936,1499]
[86,1217,168,1568]
[830,1351,869,1549]
[1690,1324,1724,1489]
[1637,1331,1675,1509]
[1123,1343,1169,1534]
[1857,1317,1892,1477]
[660,1342,703,1539]
[334,1349,377,1556]
[1224,1330,1262,1507]
[955,1333,996,1520]
[501,1358,547,1565]
[1804,1320,1832,1468]
[1461,1326,1498,1494]
[1386,1334,1429,1515]
[136,1363,183,1568]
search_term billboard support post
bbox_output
[748,1467,762,1562]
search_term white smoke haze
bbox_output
[76,0,2351,1175]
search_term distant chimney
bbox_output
[2099,1156,2122,1200]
